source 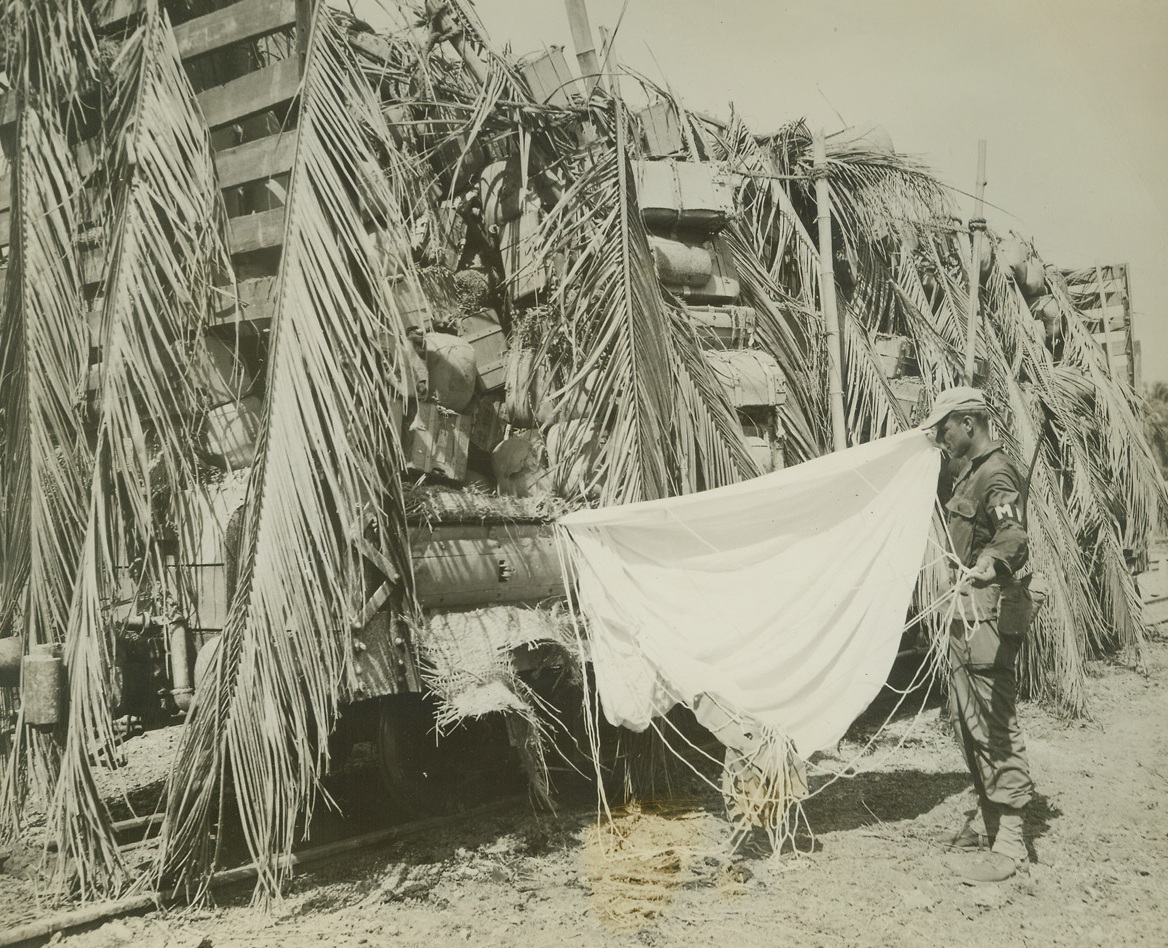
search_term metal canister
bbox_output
[22,643,66,726]
[0,635,22,688]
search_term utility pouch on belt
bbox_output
[999,577,1035,640]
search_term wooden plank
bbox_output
[0,131,292,223]
[81,209,285,285]
[214,130,297,189]
[228,206,285,254]
[173,0,297,61]
[212,275,278,326]
[352,607,420,698]
[197,57,302,130]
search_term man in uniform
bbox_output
[921,387,1035,884]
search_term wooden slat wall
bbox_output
[80,208,287,284]
[0,0,305,275]
[197,57,303,130]
[175,0,296,60]
[212,275,278,326]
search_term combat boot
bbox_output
[936,809,990,851]
[960,807,1027,884]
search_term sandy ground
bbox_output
[4,558,1168,947]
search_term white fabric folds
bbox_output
[558,430,941,755]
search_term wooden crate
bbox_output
[634,159,736,232]
[688,305,757,349]
[462,311,507,393]
[887,376,925,425]
[467,394,506,452]
[637,100,683,156]
[518,47,575,107]
[499,194,548,303]
[872,334,916,379]
[405,401,471,482]
[740,415,784,475]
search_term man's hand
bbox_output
[968,553,998,585]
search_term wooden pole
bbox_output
[564,0,603,99]
[812,130,847,452]
[0,798,523,948]
[963,140,988,384]
[597,24,615,96]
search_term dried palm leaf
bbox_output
[0,101,91,837]
[50,0,230,897]
[531,100,754,503]
[160,5,418,902]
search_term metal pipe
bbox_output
[168,617,193,713]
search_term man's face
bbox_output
[933,412,974,459]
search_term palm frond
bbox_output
[531,103,755,503]
[52,1,230,897]
[0,0,97,106]
[723,227,826,463]
[0,106,90,836]
[815,141,951,255]
[715,115,820,308]
[840,306,908,442]
[160,5,417,902]
[0,0,95,846]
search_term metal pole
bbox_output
[563,0,603,99]
[963,140,987,384]
[812,130,847,452]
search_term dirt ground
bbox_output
[5,560,1168,947]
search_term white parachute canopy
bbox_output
[557,429,941,756]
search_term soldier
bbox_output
[921,387,1036,884]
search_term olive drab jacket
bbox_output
[944,440,1033,644]
[944,440,1029,574]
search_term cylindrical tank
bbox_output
[649,236,714,288]
[169,619,194,713]
[23,643,66,727]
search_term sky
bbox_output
[358,0,1168,384]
